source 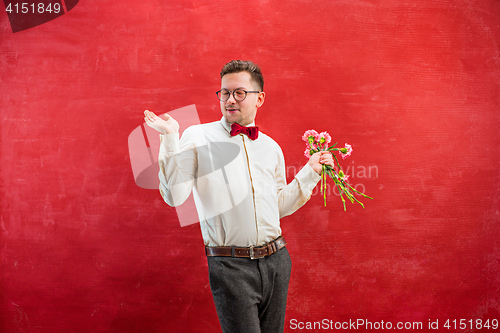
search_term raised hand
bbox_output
[143,110,180,134]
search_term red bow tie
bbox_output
[230,123,259,140]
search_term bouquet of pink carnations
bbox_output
[302,129,373,210]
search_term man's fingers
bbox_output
[144,110,160,123]
[143,111,175,123]
[319,152,334,167]
[143,110,177,134]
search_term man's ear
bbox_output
[257,92,265,108]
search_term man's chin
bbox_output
[224,115,240,125]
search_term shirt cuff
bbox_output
[295,163,322,190]
[160,133,180,152]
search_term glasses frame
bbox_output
[216,89,261,102]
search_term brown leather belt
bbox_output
[205,236,287,260]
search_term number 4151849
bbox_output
[444,319,498,330]
[5,2,62,14]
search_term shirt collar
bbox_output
[220,117,256,135]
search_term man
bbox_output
[143,60,333,333]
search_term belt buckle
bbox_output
[249,246,256,260]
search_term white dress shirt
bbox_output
[158,117,321,247]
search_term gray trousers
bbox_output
[207,247,292,333]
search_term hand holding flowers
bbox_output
[307,150,334,174]
[302,129,372,210]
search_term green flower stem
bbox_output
[327,142,338,150]
[346,181,374,199]
[330,151,343,171]
[323,165,372,209]
[308,141,372,210]
[323,165,327,206]
[334,182,346,211]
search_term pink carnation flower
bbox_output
[338,170,349,183]
[304,147,312,159]
[318,131,331,145]
[302,129,319,143]
[339,143,353,160]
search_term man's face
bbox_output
[220,71,265,126]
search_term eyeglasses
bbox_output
[216,89,260,102]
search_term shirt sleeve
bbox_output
[276,154,322,219]
[158,128,198,207]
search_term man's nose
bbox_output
[226,92,237,103]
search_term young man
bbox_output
[144,60,333,333]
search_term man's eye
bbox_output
[234,90,246,98]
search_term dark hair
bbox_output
[220,60,264,91]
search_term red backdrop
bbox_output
[1,0,499,332]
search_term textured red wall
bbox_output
[1,0,499,332]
